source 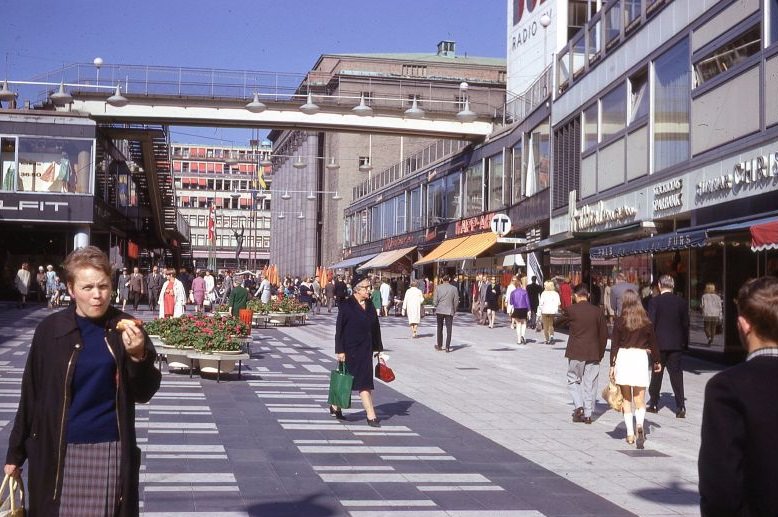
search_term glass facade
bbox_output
[444,173,461,220]
[531,121,551,192]
[487,153,505,210]
[601,86,626,140]
[511,144,523,204]
[653,38,690,172]
[464,161,484,217]
[583,103,598,150]
[427,177,446,225]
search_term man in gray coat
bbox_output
[433,275,460,352]
[610,272,638,317]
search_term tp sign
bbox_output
[490,213,512,236]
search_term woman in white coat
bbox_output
[158,268,187,318]
[402,280,425,338]
[538,280,561,344]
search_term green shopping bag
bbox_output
[327,361,353,409]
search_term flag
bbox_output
[525,137,536,198]
[207,204,216,243]
[257,164,267,190]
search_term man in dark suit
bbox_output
[334,275,348,306]
[698,276,778,516]
[557,285,608,424]
[433,275,460,353]
[647,274,689,417]
[146,265,163,312]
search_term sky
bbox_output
[1,0,507,145]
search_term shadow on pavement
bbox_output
[632,480,700,506]
[246,494,339,516]
[375,399,415,421]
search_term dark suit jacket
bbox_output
[648,291,689,350]
[557,301,608,362]
[699,354,778,516]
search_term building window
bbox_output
[568,0,593,41]
[402,64,427,77]
[511,144,523,204]
[14,137,94,194]
[583,103,598,150]
[407,95,423,108]
[530,120,551,195]
[1,137,17,192]
[427,177,446,225]
[693,25,761,87]
[409,187,422,231]
[629,68,649,124]
[360,91,374,105]
[371,206,382,241]
[624,0,641,32]
[654,38,691,172]
[601,85,626,140]
[487,153,505,210]
[445,173,461,220]
[604,2,621,48]
[464,162,484,217]
[182,162,189,173]
[396,193,407,234]
[771,0,778,46]
[553,117,581,210]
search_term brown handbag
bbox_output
[374,357,395,382]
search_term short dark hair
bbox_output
[574,285,589,299]
[736,276,778,344]
[441,275,451,282]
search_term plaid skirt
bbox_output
[59,441,121,517]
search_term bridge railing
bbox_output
[35,63,506,118]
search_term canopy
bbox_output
[414,233,497,266]
[589,230,708,259]
[357,246,416,271]
[502,253,526,267]
[330,253,379,270]
[751,219,778,251]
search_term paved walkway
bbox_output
[0,302,717,516]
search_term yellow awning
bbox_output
[357,246,416,271]
[414,235,471,266]
[440,232,498,262]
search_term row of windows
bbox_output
[344,120,551,247]
[187,214,272,230]
[170,146,270,160]
[173,162,260,174]
[179,197,271,211]
[189,232,270,249]
[175,178,265,191]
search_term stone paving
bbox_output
[0,302,718,516]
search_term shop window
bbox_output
[552,117,581,210]
[583,103,598,150]
[487,153,505,210]
[1,137,17,191]
[511,144,523,204]
[693,25,761,88]
[16,137,93,194]
[464,161,484,217]
[601,85,626,140]
[654,38,691,172]
[629,69,649,124]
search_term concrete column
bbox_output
[77,149,91,193]
[74,227,90,249]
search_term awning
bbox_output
[590,230,708,259]
[751,219,778,251]
[414,236,470,266]
[439,232,497,262]
[357,246,416,271]
[502,253,526,267]
[330,253,379,270]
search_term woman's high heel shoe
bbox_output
[329,405,345,420]
[366,417,381,428]
[636,426,645,449]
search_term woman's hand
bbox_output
[653,362,662,373]
[609,366,615,380]
[336,353,345,362]
[4,464,20,477]
[121,321,146,362]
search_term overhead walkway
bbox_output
[45,63,497,140]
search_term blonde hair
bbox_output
[63,246,112,287]
[544,280,555,291]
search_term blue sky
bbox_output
[2,0,506,145]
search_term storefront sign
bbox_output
[455,212,495,236]
[572,200,637,231]
[0,193,94,223]
[653,179,683,213]
[696,151,778,197]
[383,233,416,251]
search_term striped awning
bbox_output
[414,236,470,266]
[415,233,497,266]
[330,253,379,270]
[357,246,416,271]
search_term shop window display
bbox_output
[12,137,93,194]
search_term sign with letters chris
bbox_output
[0,193,94,223]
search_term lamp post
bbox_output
[93,57,103,86]
[540,14,551,69]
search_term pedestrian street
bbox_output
[0,303,722,516]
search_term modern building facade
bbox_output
[269,41,507,277]
[172,141,272,271]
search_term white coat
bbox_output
[402,286,425,325]
[158,278,187,318]
[504,283,516,314]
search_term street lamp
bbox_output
[93,57,103,86]
[539,14,551,69]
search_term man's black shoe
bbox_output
[583,417,592,424]
[646,405,658,413]
[572,407,585,423]
[676,407,686,418]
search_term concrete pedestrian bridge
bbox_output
[42,63,500,140]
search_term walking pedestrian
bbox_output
[331,275,384,427]
[433,275,459,352]
[647,274,690,417]
[256,274,272,304]
[526,276,542,329]
[509,279,531,344]
[129,266,144,310]
[379,278,391,317]
[557,286,608,424]
[117,267,130,311]
[698,276,778,516]
[609,290,661,449]
[471,273,482,322]
[191,271,206,313]
[36,265,47,303]
[221,270,233,304]
[14,262,30,309]
[324,278,335,312]
[45,264,57,308]
[334,275,348,306]
[370,280,382,316]
[402,280,425,338]
[610,272,638,317]
[700,282,722,346]
[203,270,216,311]
[312,277,322,314]
[159,268,186,318]
[505,276,518,329]
[478,275,489,324]
[538,280,561,344]
[3,245,161,516]
[146,265,163,312]
[602,277,615,324]
[227,278,250,317]
[484,276,501,328]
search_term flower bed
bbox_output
[144,314,249,353]
[247,297,310,314]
